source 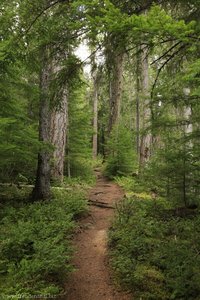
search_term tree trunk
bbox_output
[139,45,151,169]
[91,61,101,159]
[49,51,70,182]
[50,87,68,182]
[108,51,124,135]
[184,106,193,135]
[66,99,71,178]
[32,48,51,200]
[92,78,98,159]
[136,50,140,157]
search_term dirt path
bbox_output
[63,171,131,300]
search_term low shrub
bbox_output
[0,188,87,298]
[109,197,200,299]
[64,158,95,184]
[115,176,148,194]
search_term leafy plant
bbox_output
[109,195,200,299]
[0,187,87,297]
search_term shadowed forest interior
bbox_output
[0,0,200,299]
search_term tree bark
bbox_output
[66,99,71,178]
[136,50,140,157]
[91,61,101,159]
[49,51,70,182]
[92,78,98,159]
[50,87,68,182]
[184,106,193,135]
[139,45,151,169]
[108,51,124,135]
[32,48,51,200]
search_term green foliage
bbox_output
[66,80,93,180]
[0,41,39,183]
[1,1,200,298]
[64,165,96,186]
[146,67,200,208]
[144,134,200,207]
[0,187,87,297]
[104,124,137,178]
[0,117,39,183]
[109,196,200,299]
[114,176,143,194]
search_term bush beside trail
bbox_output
[109,177,200,300]
[0,187,87,298]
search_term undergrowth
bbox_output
[109,176,200,300]
[0,186,87,299]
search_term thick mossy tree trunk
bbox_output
[49,53,68,182]
[50,87,68,182]
[32,48,51,201]
[108,51,124,135]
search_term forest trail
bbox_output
[63,170,131,300]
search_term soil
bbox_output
[63,171,131,300]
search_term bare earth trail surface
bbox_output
[63,171,131,300]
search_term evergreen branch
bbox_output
[125,39,180,58]
[80,32,114,65]
[150,41,182,65]
[81,43,103,64]
[134,0,165,14]
[50,28,90,53]
[125,43,149,54]
[151,44,186,98]
[23,0,66,36]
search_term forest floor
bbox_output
[63,170,131,300]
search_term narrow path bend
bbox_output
[64,171,131,300]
